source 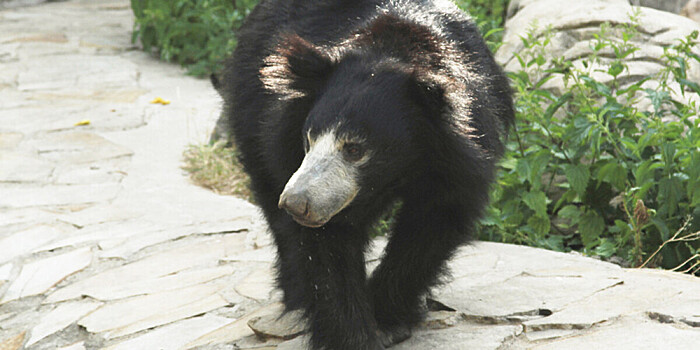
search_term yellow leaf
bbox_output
[150,97,171,105]
[74,119,91,126]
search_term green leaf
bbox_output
[543,92,573,121]
[516,158,531,183]
[564,164,590,196]
[608,61,625,77]
[578,210,605,248]
[581,76,612,97]
[558,205,581,220]
[679,78,700,95]
[523,191,548,217]
[596,162,627,190]
[528,151,552,187]
[594,238,617,258]
[658,176,683,216]
[527,215,551,236]
[634,160,664,185]
[540,234,565,251]
[662,143,677,174]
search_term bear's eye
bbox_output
[342,143,364,162]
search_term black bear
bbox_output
[220,0,513,349]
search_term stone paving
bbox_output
[0,1,699,349]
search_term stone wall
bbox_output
[630,0,689,13]
[0,0,50,9]
[498,0,700,113]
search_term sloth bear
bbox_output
[219,0,513,349]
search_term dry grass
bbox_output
[182,141,252,201]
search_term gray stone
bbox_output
[522,269,696,332]
[78,283,230,339]
[422,311,463,330]
[0,151,55,183]
[0,263,12,281]
[393,323,522,350]
[682,0,700,21]
[26,300,102,346]
[57,342,86,350]
[17,55,138,91]
[247,310,306,340]
[523,328,577,342]
[234,267,276,302]
[1,247,92,304]
[46,234,247,303]
[52,159,129,185]
[224,245,276,263]
[27,131,134,165]
[276,336,309,350]
[437,271,622,321]
[0,183,122,209]
[497,0,700,115]
[631,0,689,13]
[97,218,252,259]
[528,315,700,349]
[0,223,74,264]
[0,332,25,350]
[184,303,284,349]
[0,132,23,149]
[103,315,232,350]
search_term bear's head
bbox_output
[262,19,473,228]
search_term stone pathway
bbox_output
[0,1,698,349]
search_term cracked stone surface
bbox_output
[1,1,699,350]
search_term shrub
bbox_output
[481,16,700,273]
[129,1,508,77]
[453,0,509,50]
[130,0,258,77]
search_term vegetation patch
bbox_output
[182,141,252,201]
[130,0,258,77]
[481,16,699,273]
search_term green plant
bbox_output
[481,15,700,273]
[452,0,509,50]
[130,0,258,77]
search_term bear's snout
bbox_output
[278,191,309,217]
[279,187,330,228]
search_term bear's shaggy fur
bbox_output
[220,1,513,349]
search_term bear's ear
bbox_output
[407,71,447,118]
[260,34,335,99]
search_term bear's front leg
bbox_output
[272,217,383,350]
[368,198,475,347]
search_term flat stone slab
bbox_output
[0,247,93,304]
[78,283,230,339]
[0,151,54,183]
[25,300,102,347]
[27,131,134,165]
[248,310,307,341]
[103,315,232,350]
[17,55,138,91]
[521,315,700,349]
[0,332,25,350]
[0,183,122,209]
[46,234,247,303]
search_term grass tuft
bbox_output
[182,141,252,201]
